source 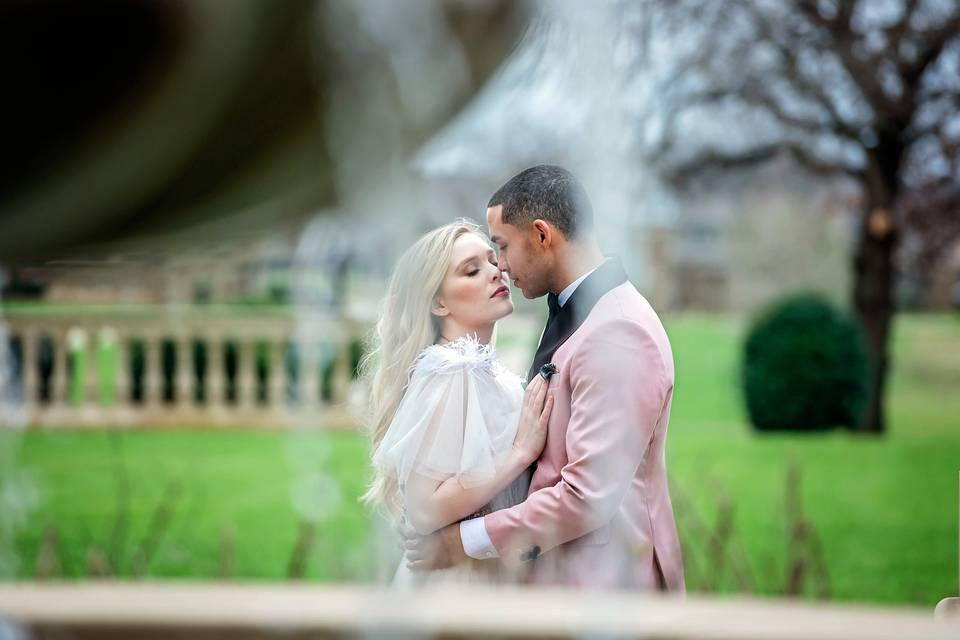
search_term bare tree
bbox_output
[649,0,960,433]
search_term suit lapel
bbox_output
[527,256,629,381]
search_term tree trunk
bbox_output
[852,153,899,434]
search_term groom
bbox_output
[404,165,685,592]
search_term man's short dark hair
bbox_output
[487,165,594,239]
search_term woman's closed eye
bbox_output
[466,260,498,277]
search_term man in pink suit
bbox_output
[405,165,685,592]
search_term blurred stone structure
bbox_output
[4,304,363,429]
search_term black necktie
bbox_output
[546,292,561,319]
[529,293,564,381]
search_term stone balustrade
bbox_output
[2,304,367,429]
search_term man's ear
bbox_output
[531,219,553,249]
[431,296,450,318]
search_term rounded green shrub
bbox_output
[742,293,869,432]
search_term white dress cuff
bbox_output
[459,517,499,560]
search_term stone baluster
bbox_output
[51,329,69,406]
[300,340,319,411]
[85,327,100,406]
[144,335,163,408]
[330,329,352,406]
[20,328,38,409]
[176,336,193,408]
[268,338,286,409]
[206,336,224,409]
[114,332,130,406]
[237,339,256,410]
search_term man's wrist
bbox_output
[442,522,469,565]
[460,515,499,560]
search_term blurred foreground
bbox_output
[1,582,957,639]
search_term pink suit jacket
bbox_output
[484,281,685,592]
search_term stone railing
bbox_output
[0,582,956,639]
[2,304,369,429]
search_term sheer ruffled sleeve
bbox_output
[371,338,518,490]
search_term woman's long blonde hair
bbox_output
[359,219,483,520]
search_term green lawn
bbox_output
[5,313,959,606]
[7,428,374,582]
[665,313,960,605]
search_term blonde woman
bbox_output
[361,219,553,585]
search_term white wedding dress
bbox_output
[371,334,531,586]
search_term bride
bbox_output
[360,219,553,585]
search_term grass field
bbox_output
[5,313,959,606]
[664,313,960,605]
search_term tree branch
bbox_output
[795,0,898,119]
[897,16,960,118]
[663,141,860,185]
[888,0,921,65]
[749,4,864,141]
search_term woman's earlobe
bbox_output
[431,299,449,317]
